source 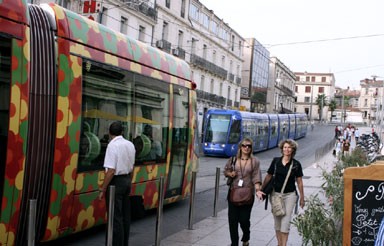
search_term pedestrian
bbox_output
[260,139,305,246]
[342,139,351,156]
[335,139,342,157]
[354,128,360,142]
[224,137,264,246]
[98,121,136,246]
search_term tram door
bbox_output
[166,86,189,198]
[0,37,11,211]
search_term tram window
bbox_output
[228,119,241,144]
[133,74,169,163]
[78,60,169,171]
[0,37,11,190]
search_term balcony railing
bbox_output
[228,73,235,82]
[120,0,157,21]
[172,47,186,60]
[190,54,227,79]
[196,89,226,106]
[156,39,171,53]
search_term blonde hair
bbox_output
[278,139,298,157]
[236,137,254,159]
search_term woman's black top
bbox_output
[267,157,303,193]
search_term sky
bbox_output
[199,0,384,90]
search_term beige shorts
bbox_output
[271,191,297,233]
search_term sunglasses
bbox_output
[241,144,252,148]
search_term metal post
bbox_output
[213,167,220,217]
[28,199,37,246]
[155,176,165,246]
[188,171,197,229]
[107,185,115,246]
[309,84,313,121]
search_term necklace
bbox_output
[241,158,249,161]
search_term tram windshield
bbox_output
[205,114,231,143]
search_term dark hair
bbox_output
[109,121,123,136]
[279,139,298,157]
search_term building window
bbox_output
[201,12,209,29]
[120,16,128,34]
[162,22,168,40]
[210,79,214,94]
[203,44,207,59]
[364,99,368,107]
[189,3,199,20]
[178,30,183,47]
[318,87,324,93]
[221,55,225,67]
[181,0,186,18]
[200,75,205,91]
[321,76,326,82]
[138,25,145,42]
[295,86,298,92]
[166,0,170,8]
[231,35,235,51]
[305,86,311,93]
[311,76,315,82]
[306,76,310,82]
[304,97,310,103]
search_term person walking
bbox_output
[98,121,136,246]
[342,139,351,156]
[260,139,305,246]
[224,137,263,246]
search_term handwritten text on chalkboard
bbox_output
[351,180,384,245]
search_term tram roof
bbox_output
[46,3,191,81]
[0,0,28,25]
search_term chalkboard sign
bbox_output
[351,179,384,245]
[344,162,384,246]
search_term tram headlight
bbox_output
[221,144,225,148]
[204,143,208,146]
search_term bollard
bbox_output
[155,176,165,246]
[107,185,115,246]
[28,199,37,246]
[188,171,197,229]
[213,167,220,217]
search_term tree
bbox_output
[328,99,337,122]
[315,94,327,121]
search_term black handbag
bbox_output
[226,156,236,186]
[262,158,278,200]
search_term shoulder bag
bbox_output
[226,156,236,186]
[261,158,278,200]
[271,161,293,217]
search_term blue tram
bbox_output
[202,109,308,157]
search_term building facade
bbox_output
[360,78,384,126]
[294,72,335,121]
[241,38,270,112]
[268,57,295,114]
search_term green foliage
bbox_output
[292,194,338,246]
[292,148,369,245]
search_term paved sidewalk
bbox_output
[161,126,373,246]
[161,150,337,246]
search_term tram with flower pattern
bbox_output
[0,0,198,244]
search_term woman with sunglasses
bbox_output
[224,137,264,246]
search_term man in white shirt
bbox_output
[99,121,135,246]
